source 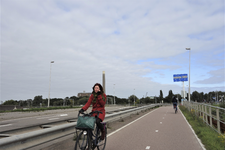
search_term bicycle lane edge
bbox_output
[105,106,204,150]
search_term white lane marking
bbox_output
[180,109,206,150]
[163,117,164,119]
[37,114,68,119]
[0,109,78,122]
[37,116,54,119]
[0,124,12,128]
[146,146,151,149]
[107,108,158,137]
[155,130,158,132]
[160,122,162,124]
[119,107,129,109]
[48,118,59,120]
[2,114,61,122]
[1,116,43,122]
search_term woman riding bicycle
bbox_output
[79,83,106,140]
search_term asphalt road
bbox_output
[106,106,204,150]
[0,106,130,133]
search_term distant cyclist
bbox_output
[172,96,178,113]
[79,83,106,140]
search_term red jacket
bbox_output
[82,93,106,121]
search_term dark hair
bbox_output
[92,83,104,93]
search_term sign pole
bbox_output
[183,81,185,100]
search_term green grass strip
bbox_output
[179,105,225,150]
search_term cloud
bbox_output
[194,68,225,84]
[1,0,224,102]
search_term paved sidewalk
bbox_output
[106,106,204,150]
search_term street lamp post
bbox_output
[134,89,135,106]
[186,48,191,102]
[48,61,54,107]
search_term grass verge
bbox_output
[179,105,225,150]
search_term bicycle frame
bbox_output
[75,110,106,150]
[89,124,99,148]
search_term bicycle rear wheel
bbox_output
[74,130,91,150]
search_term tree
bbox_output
[33,96,43,107]
[176,94,181,102]
[199,92,204,102]
[3,100,18,105]
[140,97,145,104]
[145,97,152,104]
[203,93,209,102]
[42,98,48,107]
[128,95,138,105]
[159,90,163,102]
[70,96,79,105]
[78,97,89,105]
[116,97,127,104]
[164,90,174,103]
[192,91,200,102]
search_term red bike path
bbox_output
[106,106,205,150]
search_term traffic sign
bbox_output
[173,74,188,82]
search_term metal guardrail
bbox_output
[183,101,225,135]
[0,104,161,150]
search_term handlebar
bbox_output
[78,110,103,118]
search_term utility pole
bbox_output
[186,48,191,102]
[102,71,106,94]
[48,61,54,107]
[134,89,135,106]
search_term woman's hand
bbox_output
[97,91,101,95]
[79,109,84,113]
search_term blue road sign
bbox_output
[173,74,188,82]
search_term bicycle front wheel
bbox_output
[96,127,107,150]
[74,130,91,150]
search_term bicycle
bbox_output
[74,111,107,150]
[173,103,177,114]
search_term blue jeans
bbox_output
[173,103,177,111]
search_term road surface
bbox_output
[106,106,204,150]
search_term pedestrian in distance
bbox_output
[79,83,107,140]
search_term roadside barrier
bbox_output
[183,101,225,135]
[0,104,161,150]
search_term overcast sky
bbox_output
[1,0,224,102]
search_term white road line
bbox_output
[180,109,206,150]
[160,122,162,124]
[146,146,151,149]
[37,117,53,119]
[107,108,159,137]
[48,118,59,120]
[1,116,37,122]
[0,124,12,128]
[155,130,158,132]
[59,114,68,116]
[1,114,59,122]
[36,115,59,119]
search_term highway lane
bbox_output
[0,106,130,133]
[106,106,204,150]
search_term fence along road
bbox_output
[106,106,205,150]
[0,104,160,150]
